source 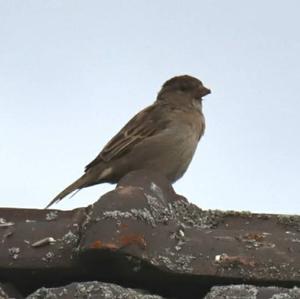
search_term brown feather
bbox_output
[85,105,167,171]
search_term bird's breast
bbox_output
[164,110,205,181]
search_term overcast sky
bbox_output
[1,1,299,214]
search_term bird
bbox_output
[46,75,211,208]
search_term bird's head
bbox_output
[157,75,211,103]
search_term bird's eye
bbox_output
[180,86,188,92]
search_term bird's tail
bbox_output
[45,174,89,209]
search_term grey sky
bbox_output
[1,1,299,213]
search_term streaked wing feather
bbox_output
[101,125,156,161]
[85,105,164,172]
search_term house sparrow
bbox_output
[46,75,210,208]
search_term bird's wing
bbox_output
[85,104,168,172]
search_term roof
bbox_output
[1,170,300,298]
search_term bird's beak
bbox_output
[202,87,211,97]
